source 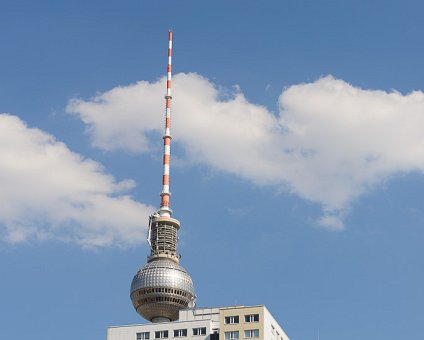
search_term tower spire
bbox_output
[159,30,173,217]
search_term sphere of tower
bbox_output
[130,258,195,322]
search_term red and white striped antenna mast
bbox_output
[159,30,173,217]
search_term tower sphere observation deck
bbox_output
[130,31,196,323]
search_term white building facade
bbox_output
[107,305,289,340]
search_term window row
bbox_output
[136,287,190,298]
[224,329,259,340]
[135,295,187,306]
[224,314,259,324]
[136,327,206,340]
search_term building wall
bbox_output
[179,308,220,323]
[107,308,220,340]
[219,306,264,340]
[107,306,289,340]
[108,319,215,340]
[263,307,289,340]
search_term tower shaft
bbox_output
[131,31,196,323]
[148,214,180,262]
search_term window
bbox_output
[244,329,259,338]
[225,331,239,340]
[244,314,259,323]
[137,332,150,340]
[173,329,187,337]
[154,330,168,339]
[225,315,239,324]
[192,327,207,336]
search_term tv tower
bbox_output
[130,31,196,323]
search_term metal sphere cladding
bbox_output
[130,258,195,322]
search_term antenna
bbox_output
[159,30,173,217]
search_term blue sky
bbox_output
[1,1,423,339]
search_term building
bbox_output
[108,31,290,340]
[107,305,290,340]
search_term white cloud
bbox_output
[67,74,424,229]
[67,81,164,152]
[0,114,154,247]
[317,213,345,231]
